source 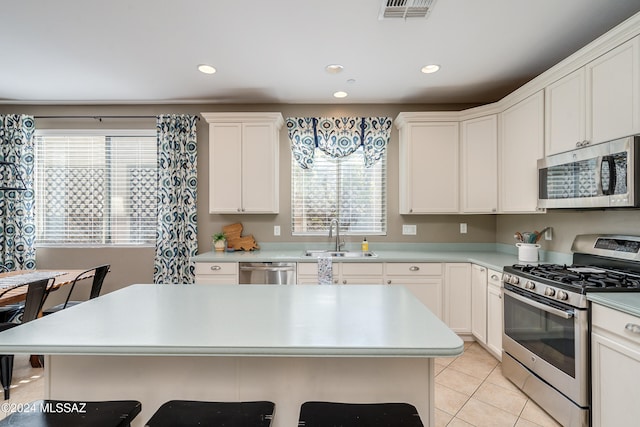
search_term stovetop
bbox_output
[506,263,640,293]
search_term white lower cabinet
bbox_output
[444,263,472,334]
[194,262,239,285]
[385,263,444,320]
[471,264,488,343]
[470,265,502,358]
[591,303,640,427]
[486,270,503,359]
[296,262,384,285]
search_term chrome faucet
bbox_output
[328,219,343,251]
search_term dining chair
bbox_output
[43,264,110,315]
[0,278,53,400]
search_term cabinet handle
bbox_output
[210,265,222,271]
[342,280,347,284]
[334,280,339,284]
[409,266,420,272]
[237,208,241,212]
[387,280,392,284]
[409,208,413,213]
[625,323,640,334]
[491,274,500,281]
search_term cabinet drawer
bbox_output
[342,262,383,276]
[488,268,502,286]
[385,263,442,276]
[194,262,238,275]
[592,303,640,347]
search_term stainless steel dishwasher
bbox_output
[239,262,297,285]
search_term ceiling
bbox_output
[2,0,640,105]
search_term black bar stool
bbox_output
[0,399,141,427]
[145,400,275,427]
[297,401,424,427]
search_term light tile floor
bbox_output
[435,342,561,427]
[1,345,563,426]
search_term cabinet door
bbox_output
[499,91,545,213]
[587,36,640,145]
[592,332,640,427]
[388,278,443,320]
[461,115,498,213]
[471,264,487,343]
[444,263,471,333]
[486,282,502,359]
[241,122,279,213]
[209,123,243,213]
[400,122,459,213]
[545,68,586,155]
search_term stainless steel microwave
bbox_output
[537,135,640,209]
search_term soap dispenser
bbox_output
[361,237,369,252]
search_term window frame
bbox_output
[33,128,157,248]
[290,147,387,237]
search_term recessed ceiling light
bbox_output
[421,64,440,74]
[198,64,217,74]
[325,64,344,74]
[333,91,348,98]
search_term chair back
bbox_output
[89,264,110,299]
[22,278,53,323]
[63,265,110,308]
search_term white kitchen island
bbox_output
[0,284,463,427]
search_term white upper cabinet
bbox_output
[203,112,284,214]
[499,91,545,213]
[396,115,459,214]
[587,35,640,145]
[461,115,498,213]
[545,68,586,156]
[546,36,640,156]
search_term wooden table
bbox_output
[0,284,463,427]
[0,270,88,306]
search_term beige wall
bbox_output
[496,210,640,254]
[2,103,638,293]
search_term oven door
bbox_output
[502,285,589,407]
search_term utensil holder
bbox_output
[516,243,540,263]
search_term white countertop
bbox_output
[588,292,640,318]
[192,243,572,272]
[0,284,464,357]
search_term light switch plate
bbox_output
[274,225,281,236]
[460,223,468,234]
[545,227,552,240]
[402,224,417,235]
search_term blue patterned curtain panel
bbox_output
[154,115,198,284]
[286,117,392,169]
[0,115,36,271]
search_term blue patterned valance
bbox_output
[286,117,392,169]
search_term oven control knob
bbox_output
[511,276,520,285]
[556,290,569,301]
[544,287,556,297]
[525,281,535,290]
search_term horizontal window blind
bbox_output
[34,131,157,245]
[292,148,386,235]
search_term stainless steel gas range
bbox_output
[501,234,640,427]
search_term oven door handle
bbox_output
[503,289,575,319]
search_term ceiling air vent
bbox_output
[379,0,437,20]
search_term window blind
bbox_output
[291,148,386,235]
[34,131,157,245]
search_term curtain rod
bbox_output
[33,115,200,121]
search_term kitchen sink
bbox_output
[302,250,377,258]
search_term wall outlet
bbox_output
[273,225,281,236]
[460,223,468,234]
[545,227,553,240]
[402,224,417,235]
